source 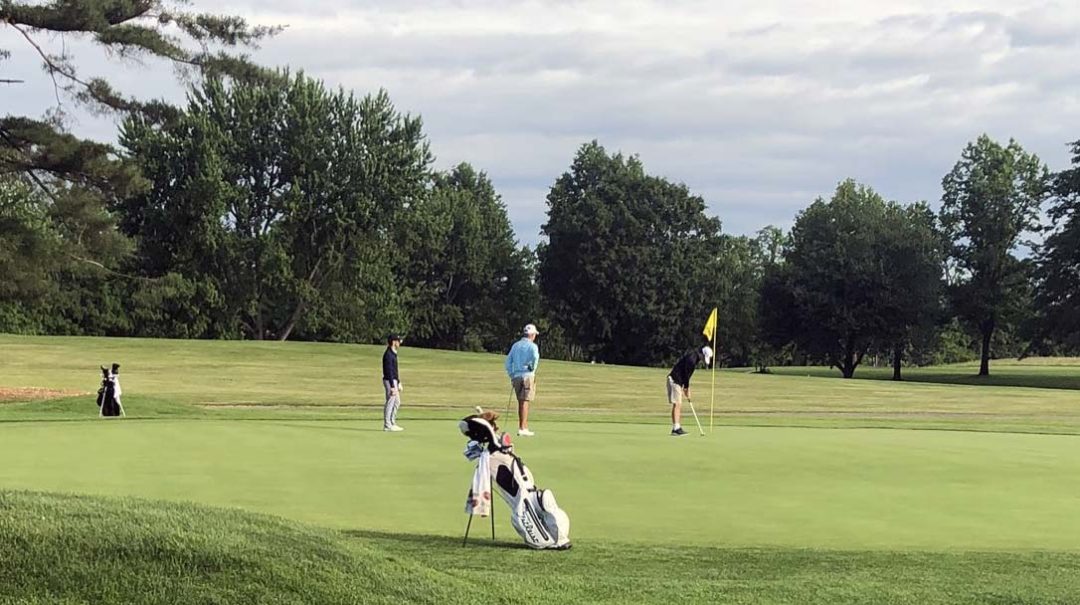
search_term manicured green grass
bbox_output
[6,491,1080,605]
[2,417,1080,550]
[4,335,1080,603]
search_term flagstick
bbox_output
[710,330,716,433]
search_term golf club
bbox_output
[685,396,705,436]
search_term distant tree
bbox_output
[0,174,132,333]
[940,135,1049,376]
[119,74,431,340]
[766,180,894,378]
[876,202,946,380]
[0,177,58,305]
[711,235,759,366]
[1032,140,1080,351]
[758,268,793,359]
[712,227,789,368]
[397,163,537,351]
[538,141,723,366]
[754,225,786,266]
[0,1,278,275]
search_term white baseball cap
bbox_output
[523,323,540,336]
[702,346,713,365]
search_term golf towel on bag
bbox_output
[459,412,571,550]
[465,448,492,517]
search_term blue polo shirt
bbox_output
[505,338,540,379]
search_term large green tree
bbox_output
[1033,139,1080,351]
[940,135,1049,376]
[768,183,946,378]
[119,74,431,340]
[772,180,894,378]
[745,226,793,371]
[711,228,788,368]
[765,185,945,379]
[537,141,723,366]
[0,173,133,333]
[875,202,946,380]
[397,163,537,351]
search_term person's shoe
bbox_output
[384,425,404,432]
[517,428,535,437]
[671,427,688,436]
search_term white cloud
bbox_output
[4,0,1079,245]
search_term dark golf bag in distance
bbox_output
[460,411,571,550]
[96,364,124,417]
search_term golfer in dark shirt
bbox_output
[666,346,713,436]
[382,334,404,432]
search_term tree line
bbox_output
[3,3,1080,377]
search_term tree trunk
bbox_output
[279,300,306,342]
[892,343,903,381]
[840,337,857,379]
[278,263,320,342]
[253,309,265,341]
[979,319,994,376]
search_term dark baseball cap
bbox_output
[387,334,402,343]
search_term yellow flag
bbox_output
[702,307,718,342]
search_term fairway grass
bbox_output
[5,334,1080,434]
[4,335,1080,602]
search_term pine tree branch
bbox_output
[0,1,156,31]
[9,20,86,103]
[0,124,62,204]
[8,16,279,116]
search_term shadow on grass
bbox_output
[259,422,386,433]
[767,367,1080,391]
[341,528,527,550]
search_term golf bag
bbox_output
[460,411,571,550]
[95,364,124,417]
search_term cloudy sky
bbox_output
[4,0,1079,246]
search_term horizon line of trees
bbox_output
[4,2,1080,378]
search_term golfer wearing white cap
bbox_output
[505,323,541,436]
[666,345,713,436]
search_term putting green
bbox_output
[2,418,1078,550]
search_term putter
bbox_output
[685,396,705,436]
[504,386,515,418]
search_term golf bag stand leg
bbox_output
[461,507,495,546]
[463,514,474,546]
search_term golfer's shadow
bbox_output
[263,422,386,433]
[341,529,525,550]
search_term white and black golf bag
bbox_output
[460,412,571,550]
[95,364,124,418]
